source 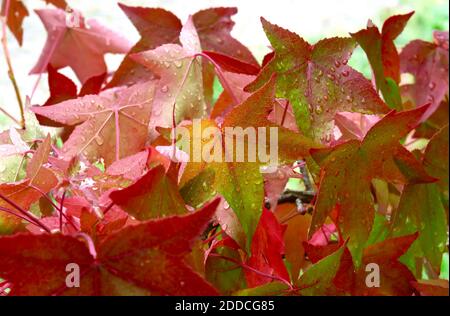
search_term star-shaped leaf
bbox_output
[109,165,187,220]
[109,5,257,88]
[390,125,448,274]
[309,105,435,262]
[30,8,131,83]
[131,16,207,128]
[0,198,220,295]
[1,0,29,45]
[31,82,156,166]
[0,135,57,234]
[351,12,414,109]
[400,31,449,120]
[180,77,317,248]
[245,18,389,140]
[245,209,290,287]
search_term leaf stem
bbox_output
[0,192,51,233]
[0,106,20,126]
[1,9,25,129]
[197,52,240,106]
[29,185,77,230]
[209,253,293,289]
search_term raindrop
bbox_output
[160,85,169,93]
[174,60,183,68]
[428,82,436,91]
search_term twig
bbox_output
[277,189,315,205]
[300,163,313,192]
[59,191,66,232]
[280,100,289,127]
[1,4,25,129]
[29,185,77,230]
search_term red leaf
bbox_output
[1,0,29,45]
[30,8,130,83]
[246,209,290,287]
[309,105,435,261]
[109,165,187,220]
[246,18,389,139]
[31,82,155,166]
[400,31,449,120]
[0,198,220,295]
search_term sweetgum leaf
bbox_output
[351,12,414,109]
[304,233,419,295]
[131,16,207,128]
[180,77,317,247]
[245,209,290,287]
[392,183,447,274]
[106,149,150,180]
[390,126,449,273]
[0,135,57,234]
[411,279,449,296]
[297,244,346,295]
[309,105,435,262]
[193,7,258,66]
[31,82,155,166]
[353,233,418,295]
[1,0,29,45]
[43,0,67,9]
[108,4,182,87]
[274,204,311,280]
[109,165,187,220]
[109,5,257,88]
[30,8,131,83]
[400,31,449,120]
[245,18,389,140]
[205,237,246,294]
[0,199,220,295]
[423,124,449,196]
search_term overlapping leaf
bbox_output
[180,77,317,247]
[30,8,130,83]
[400,31,449,120]
[245,18,389,139]
[0,199,219,295]
[32,82,155,166]
[351,12,414,109]
[309,105,435,262]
